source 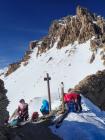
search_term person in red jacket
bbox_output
[64,91,82,112]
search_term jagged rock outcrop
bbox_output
[29,40,39,50]
[5,62,21,76]
[74,70,105,110]
[21,50,32,65]
[0,79,9,140]
[33,6,105,60]
[5,50,32,76]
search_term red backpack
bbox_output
[31,112,39,121]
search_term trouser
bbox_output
[77,96,82,112]
[65,102,76,112]
[41,110,49,115]
[17,114,28,124]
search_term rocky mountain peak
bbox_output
[76,5,88,16]
[5,6,105,76]
[33,6,105,63]
[76,5,94,19]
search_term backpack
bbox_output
[68,101,76,112]
[31,112,39,122]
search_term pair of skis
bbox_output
[52,111,68,128]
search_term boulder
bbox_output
[0,79,9,139]
[74,70,105,110]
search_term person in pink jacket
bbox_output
[17,99,29,121]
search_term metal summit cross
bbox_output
[44,73,51,112]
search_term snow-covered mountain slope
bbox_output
[1,6,105,140]
[51,97,105,140]
[3,39,104,116]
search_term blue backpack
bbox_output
[68,101,76,112]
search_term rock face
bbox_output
[33,6,105,64]
[0,79,9,125]
[5,62,21,76]
[74,70,105,110]
[0,79,9,140]
[5,50,32,76]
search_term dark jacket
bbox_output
[18,103,28,119]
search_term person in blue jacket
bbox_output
[40,99,49,115]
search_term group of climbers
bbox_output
[8,84,82,126]
[8,99,49,126]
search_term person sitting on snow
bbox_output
[40,99,49,115]
[17,99,29,122]
[8,99,29,127]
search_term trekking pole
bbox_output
[61,82,65,113]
